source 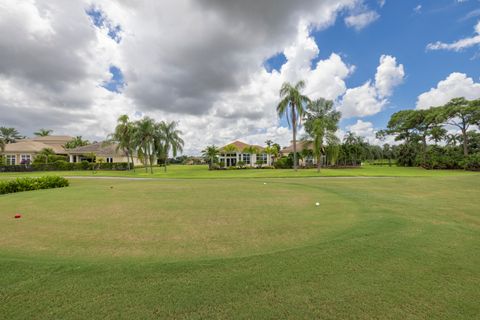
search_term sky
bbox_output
[1,0,479,154]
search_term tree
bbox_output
[303,98,341,172]
[134,117,157,173]
[222,144,238,168]
[277,80,311,171]
[34,128,53,136]
[36,148,55,164]
[0,138,5,152]
[243,145,259,168]
[64,136,90,149]
[157,121,184,172]
[202,145,219,170]
[438,97,479,156]
[265,140,273,147]
[110,115,136,171]
[0,127,23,143]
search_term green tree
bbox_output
[157,121,184,172]
[303,98,341,172]
[277,80,311,171]
[36,148,55,164]
[243,145,259,168]
[134,117,157,173]
[109,115,136,171]
[202,145,219,170]
[34,128,53,136]
[438,97,480,156]
[0,127,23,143]
[0,138,5,152]
[222,144,238,168]
[64,136,90,149]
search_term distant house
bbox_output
[219,140,272,167]
[67,142,142,165]
[281,141,326,166]
[1,135,72,165]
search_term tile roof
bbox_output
[67,142,127,156]
[219,140,264,152]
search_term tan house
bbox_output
[281,141,326,166]
[1,135,72,165]
[67,142,142,165]
[219,140,272,167]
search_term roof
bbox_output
[31,135,73,144]
[67,142,127,157]
[2,140,67,154]
[219,140,264,152]
[281,141,313,154]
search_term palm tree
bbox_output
[64,136,90,149]
[0,127,23,143]
[0,138,5,152]
[37,148,55,164]
[157,121,184,172]
[277,81,310,171]
[134,117,157,173]
[304,99,341,172]
[202,145,220,170]
[110,115,136,171]
[222,144,238,167]
[34,128,53,136]
[243,145,259,168]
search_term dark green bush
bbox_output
[0,176,69,195]
[0,162,130,172]
[274,157,293,169]
[461,153,480,171]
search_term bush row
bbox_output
[420,147,480,171]
[0,161,131,172]
[0,176,69,195]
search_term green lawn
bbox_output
[1,172,479,319]
[0,164,478,180]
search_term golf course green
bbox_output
[1,167,479,319]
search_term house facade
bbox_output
[219,140,272,167]
[67,142,143,165]
[281,141,327,167]
[1,136,72,165]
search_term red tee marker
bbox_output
[14,214,22,219]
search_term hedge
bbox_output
[0,161,131,172]
[0,176,69,195]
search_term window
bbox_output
[242,153,250,164]
[6,155,16,165]
[21,154,31,165]
[106,157,113,163]
[256,153,267,164]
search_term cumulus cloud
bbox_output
[344,10,380,30]
[338,54,404,118]
[427,20,480,51]
[416,72,480,109]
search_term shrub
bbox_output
[461,153,480,171]
[274,157,292,169]
[0,176,69,195]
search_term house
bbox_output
[1,135,72,165]
[219,140,273,167]
[281,141,326,166]
[67,142,143,165]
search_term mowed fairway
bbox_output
[1,174,479,319]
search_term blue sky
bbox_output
[269,0,480,133]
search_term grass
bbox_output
[1,172,479,319]
[0,164,478,180]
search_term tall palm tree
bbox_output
[0,127,23,143]
[34,128,53,136]
[110,115,136,171]
[304,98,341,172]
[134,117,157,173]
[277,81,310,171]
[243,145,259,168]
[64,136,90,149]
[202,145,219,170]
[222,144,238,167]
[157,121,184,172]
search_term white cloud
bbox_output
[338,54,404,118]
[413,5,422,14]
[416,72,480,109]
[427,20,480,51]
[375,55,405,97]
[344,10,380,30]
